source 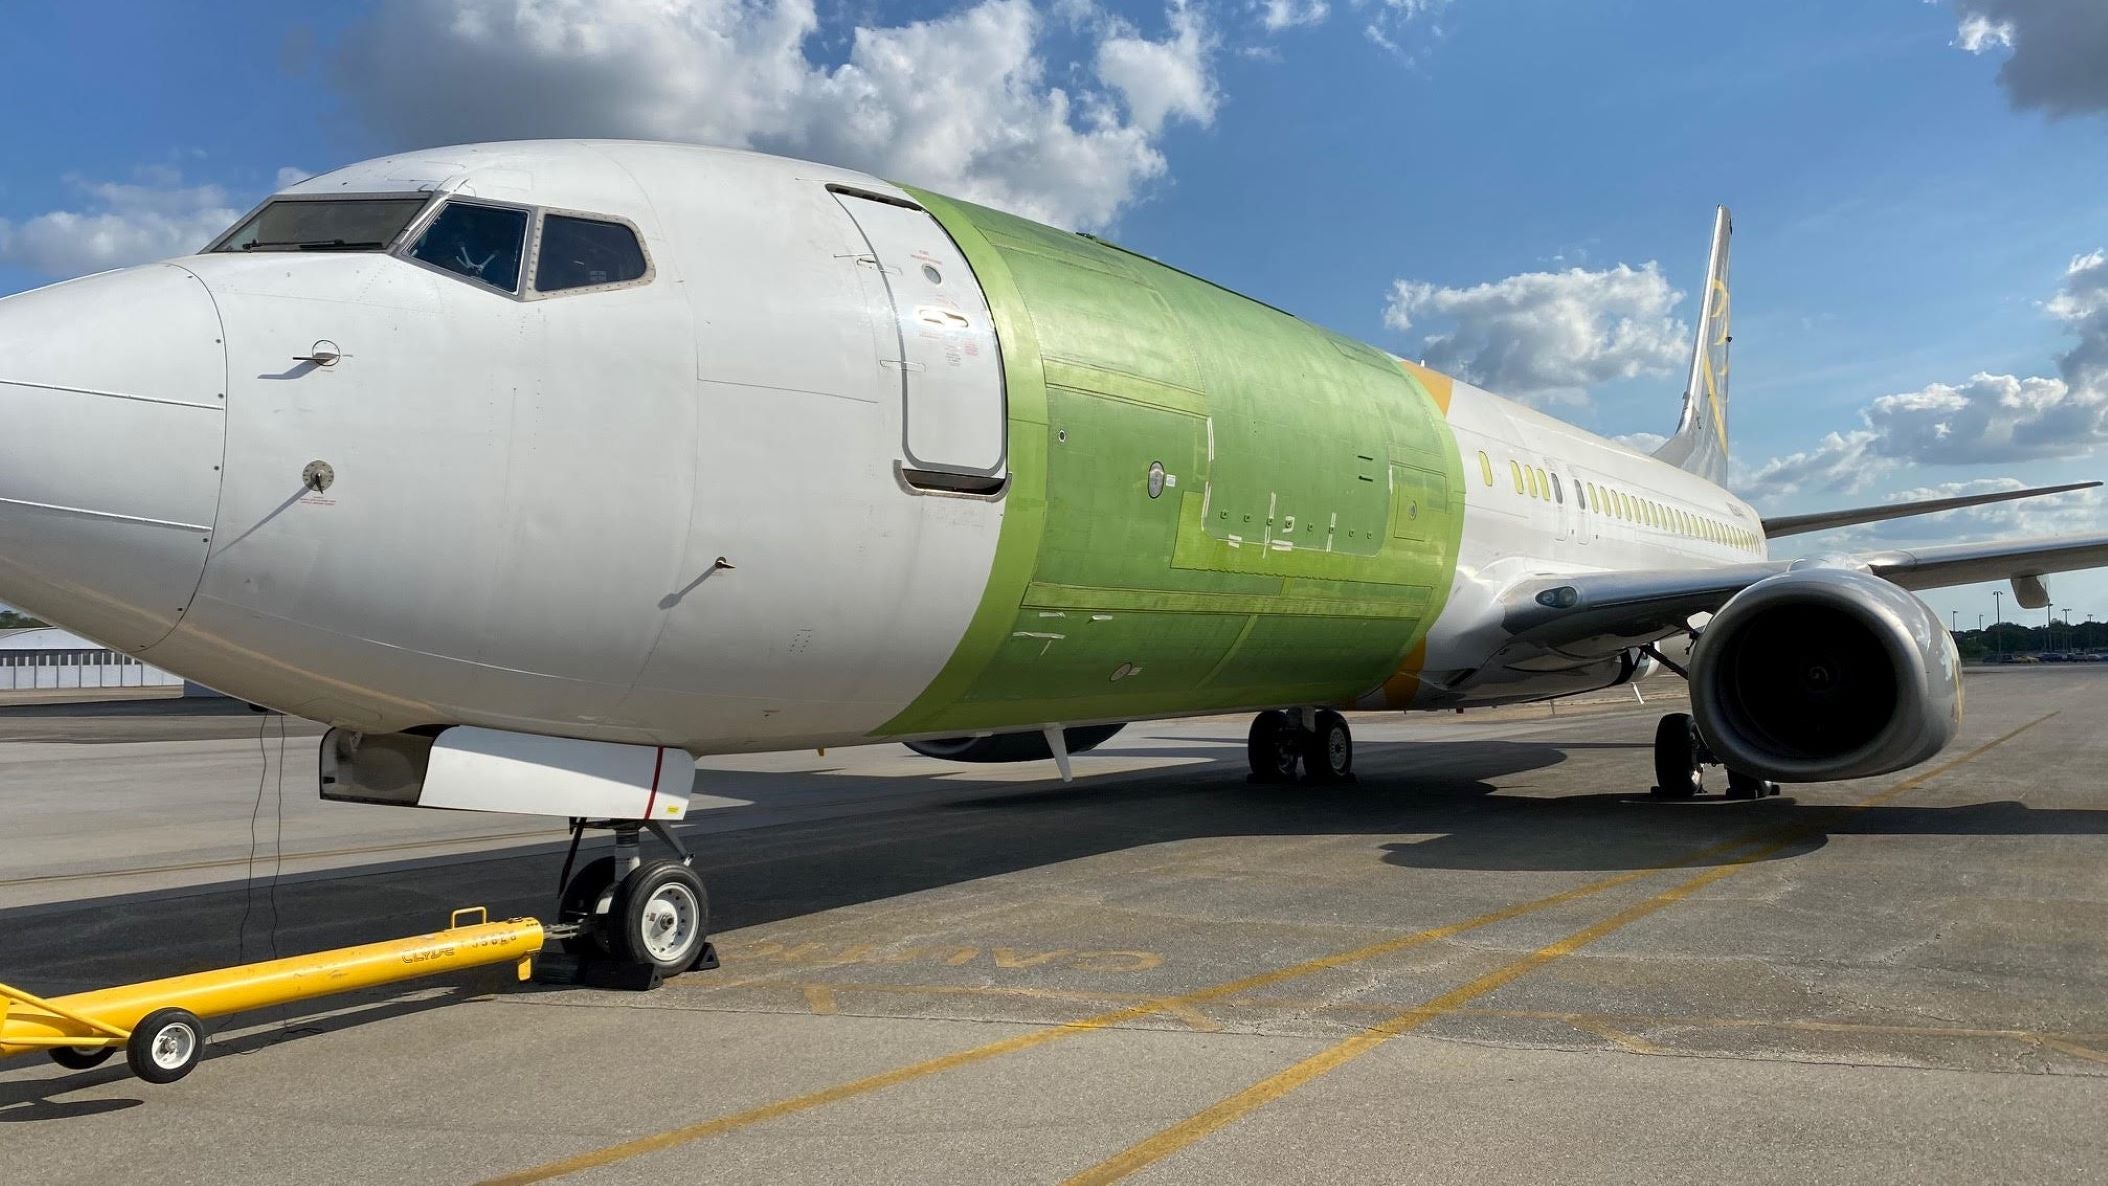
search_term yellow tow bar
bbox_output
[0,907,542,1083]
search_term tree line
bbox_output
[1950,620,2105,660]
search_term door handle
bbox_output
[295,340,343,367]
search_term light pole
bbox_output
[1993,590,2004,657]
[2047,604,2056,654]
[2062,607,2071,653]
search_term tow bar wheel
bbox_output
[614,860,710,973]
[127,1007,204,1084]
[49,1045,114,1070]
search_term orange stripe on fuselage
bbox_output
[1375,362,1454,710]
[1377,639,1430,709]
[1398,359,1455,417]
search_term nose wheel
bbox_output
[1247,709,1355,784]
[550,819,718,989]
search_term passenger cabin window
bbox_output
[212,198,426,253]
[536,215,648,292]
[1511,461,1525,494]
[1575,482,1587,510]
[410,201,529,293]
[1478,451,1494,486]
[1550,473,1564,503]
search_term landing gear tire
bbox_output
[1651,713,1704,800]
[1247,710,1301,783]
[1725,770,1779,800]
[556,855,619,957]
[49,1046,112,1070]
[611,860,711,974]
[1300,710,1354,783]
[126,1007,204,1084]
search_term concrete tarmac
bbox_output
[0,670,2103,1184]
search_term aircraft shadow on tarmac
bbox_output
[3,730,2104,1100]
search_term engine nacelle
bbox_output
[905,723,1125,763]
[1689,567,1961,783]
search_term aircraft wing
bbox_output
[1854,532,2108,592]
[1760,480,2100,539]
[1501,531,2108,650]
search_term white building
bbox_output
[0,627,188,692]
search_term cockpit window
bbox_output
[535,215,648,292]
[211,198,427,253]
[408,201,530,293]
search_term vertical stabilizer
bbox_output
[1652,206,1732,483]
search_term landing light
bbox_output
[1536,586,1580,609]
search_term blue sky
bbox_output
[3,0,2105,629]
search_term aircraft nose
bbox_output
[0,264,228,651]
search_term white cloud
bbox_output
[1256,0,1327,32]
[0,172,241,279]
[1738,431,1881,501]
[1741,249,2108,501]
[1097,1,1218,131]
[334,0,1220,230]
[1954,12,2013,52]
[275,166,315,189]
[1361,0,1450,55]
[1953,1,2108,116]
[1383,262,1688,406]
[1614,431,1668,453]
[2047,248,2108,389]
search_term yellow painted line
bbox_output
[1060,712,2054,1185]
[2027,1036,2108,1067]
[1062,850,1789,1185]
[1562,1015,1668,1056]
[605,980,2108,1070]
[794,982,1218,1033]
[479,835,1774,1184]
[485,714,2050,1185]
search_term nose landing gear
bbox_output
[1649,712,1779,800]
[1247,709,1355,784]
[550,819,717,989]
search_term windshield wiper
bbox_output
[240,239,389,252]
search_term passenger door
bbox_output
[1546,456,1580,544]
[831,189,1006,483]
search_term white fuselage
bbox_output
[0,140,1763,754]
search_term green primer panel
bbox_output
[960,610,1252,712]
[878,189,1467,735]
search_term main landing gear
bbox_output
[1247,708,1355,784]
[1650,712,1779,801]
[551,819,718,989]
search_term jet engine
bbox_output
[905,724,1126,763]
[1688,567,1961,783]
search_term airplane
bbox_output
[2,139,2103,979]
